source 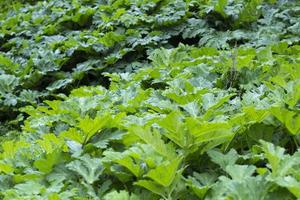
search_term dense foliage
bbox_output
[0,0,299,199]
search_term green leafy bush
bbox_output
[0,0,300,199]
[0,44,299,199]
[0,0,299,125]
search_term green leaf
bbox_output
[134,180,166,197]
[275,176,300,198]
[99,32,125,47]
[207,149,239,170]
[129,125,176,159]
[237,0,263,24]
[0,162,14,174]
[187,118,233,144]
[0,74,19,93]
[260,140,300,178]
[259,140,285,175]
[214,0,228,18]
[115,156,142,177]
[77,115,110,143]
[158,112,192,149]
[186,172,217,199]
[145,157,182,187]
[66,154,103,184]
[61,127,86,144]
[14,181,44,195]
[270,107,300,135]
[0,54,18,72]
[36,133,64,154]
[46,78,73,91]
[34,150,61,174]
[93,129,124,149]
[181,101,200,117]
[103,190,139,200]
[225,164,256,181]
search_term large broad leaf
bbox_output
[134,180,166,197]
[103,144,164,179]
[61,128,86,144]
[93,129,124,149]
[34,150,62,174]
[36,133,65,154]
[270,107,300,135]
[0,54,18,72]
[158,111,193,149]
[128,125,176,159]
[103,190,139,200]
[66,154,103,184]
[237,0,263,24]
[14,181,44,196]
[259,140,286,176]
[77,115,110,144]
[216,175,270,200]
[115,156,142,177]
[214,0,228,18]
[207,149,239,170]
[0,162,14,174]
[260,140,300,177]
[145,157,182,187]
[0,74,19,94]
[46,78,74,91]
[186,118,233,144]
[225,164,256,181]
[186,172,218,199]
[275,176,300,198]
